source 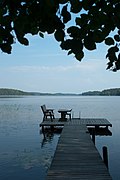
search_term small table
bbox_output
[58,109,71,121]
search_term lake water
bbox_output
[0,96,120,180]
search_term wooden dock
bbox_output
[41,118,112,179]
[40,118,112,132]
[46,120,112,179]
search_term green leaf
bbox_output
[102,26,111,38]
[84,35,96,50]
[108,46,119,53]
[93,30,104,43]
[114,35,120,42]
[68,50,72,55]
[105,37,114,45]
[61,5,71,23]
[67,26,80,38]
[106,52,117,62]
[30,27,39,35]
[98,12,109,25]
[60,40,72,50]
[39,32,44,38]
[75,17,81,26]
[82,0,92,10]
[54,29,65,42]
[0,43,12,54]
[75,51,84,61]
[70,0,82,13]
[106,62,113,70]
[7,34,14,44]
[61,39,83,53]
[71,39,83,54]
[2,15,11,27]
[115,57,120,71]
[0,37,2,44]
[18,37,29,46]
[76,14,88,28]
[59,0,68,4]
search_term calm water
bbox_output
[0,96,120,180]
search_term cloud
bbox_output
[0,57,107,74]
[1,54,119,93]
[0,65,87,73]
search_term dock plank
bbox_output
[40,118,112,128]
[46,123,112,180]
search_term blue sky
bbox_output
[0,34,120,93]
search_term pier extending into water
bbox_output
[40,118,112,132]
[40,118,112,179]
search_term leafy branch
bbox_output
[0,0,120,71]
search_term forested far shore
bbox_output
[0,88,80,96]
[0,88,29,95]
[1,88,120,96]
[82,88,120,96]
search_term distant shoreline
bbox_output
[1,88,120,96]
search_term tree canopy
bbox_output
[0,0,120,71]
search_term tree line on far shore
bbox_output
[1,88,120,96]
[82,88,120,96]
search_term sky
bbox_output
[0,34,120,94]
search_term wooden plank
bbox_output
[69,118,112,127]
[40,118,112,128]
[47,123,112,180]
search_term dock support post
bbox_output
[103,146,108,169]
[92,128,95,145]
[106,125,108,130]
[79,111,81,119]
[51,125,54,131]
[42,126,45,133]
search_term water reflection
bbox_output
[0,96,119,180]
[40,128,62,148]
[40,126,112,148]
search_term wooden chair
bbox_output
[41,104,55,121]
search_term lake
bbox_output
[0,96,120,180]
